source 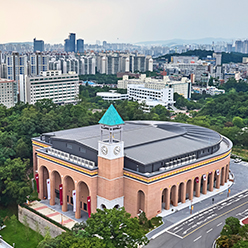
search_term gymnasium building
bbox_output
[32,104,232,219]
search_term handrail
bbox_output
[45,147,95,169]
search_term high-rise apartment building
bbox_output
[96,53,153,75]
[64,33,76,53]
[235,40,242,53]
[6,52,28,103]
[213,52,222,66]
[0,78,15,108]
[30,52,48,76]
[24,70,79,104]
[33,38,44,52]
[226,44,233,53]
[49,55,96,75]
[77,39,84,53]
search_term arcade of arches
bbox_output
[38,162,230,219]
[38,166,90,219]
[160,165,229,210]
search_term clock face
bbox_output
[101,146,108,155]
[114,146,121,155]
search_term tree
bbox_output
[232,240,248,248]
[232,116,244,128]
[150,105,170,121]
[216,235,232,248]
[37,231,105,248]
[15,138,30,159]
[0,158,32,205]
[85,207,149,248]
[239,224,248,239]
[9,215,18,233]
[37,226,53,248]
[225,217,241,235]
[57,232,105,248]
[221,224,233,237]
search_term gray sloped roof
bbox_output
[44,121,222,165]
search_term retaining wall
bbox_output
[18,205,65,238]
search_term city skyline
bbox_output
[1,0,248,44]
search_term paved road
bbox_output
[147,189,248,248]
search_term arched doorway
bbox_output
[178,182,185,203]
[186,179,193,200]
[65,176,75,206]
[77,181,90,213]
[214,170,220,189]
[194,177,200,197]
[161,188,169,210]
[40,166,49,199]
[201,174,207,194]
[137,190,145,214]
[53,171,61,201]
[225,164,229,182]
[221,167,225,186]
[170,185,178,206]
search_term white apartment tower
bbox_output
[24,70,79,104]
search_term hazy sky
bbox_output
[1,0,248,44]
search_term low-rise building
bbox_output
[24,70,79,104]
[127,84,174,108]
[118,74,191,99]
[96,90,128,101]
[192,86,225,96]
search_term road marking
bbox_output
[174,227,183,234]
[153,190,248,241]
[217,222,222,227]
[182,200,248,239]
[194,236,202,242]
[206,228,213,233]
[165,230,183,239]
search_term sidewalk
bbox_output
[158,180,233,218]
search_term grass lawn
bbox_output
[0,204,43,248]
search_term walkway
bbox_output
[28,201,78,229]
[158,180,233,218]
[40,198,89,223]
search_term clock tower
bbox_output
[97,104,125,209]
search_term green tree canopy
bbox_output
[85,207,149,248]
[225,217,241,235]
[0,158,32,205]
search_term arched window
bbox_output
[101,204,106,210]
